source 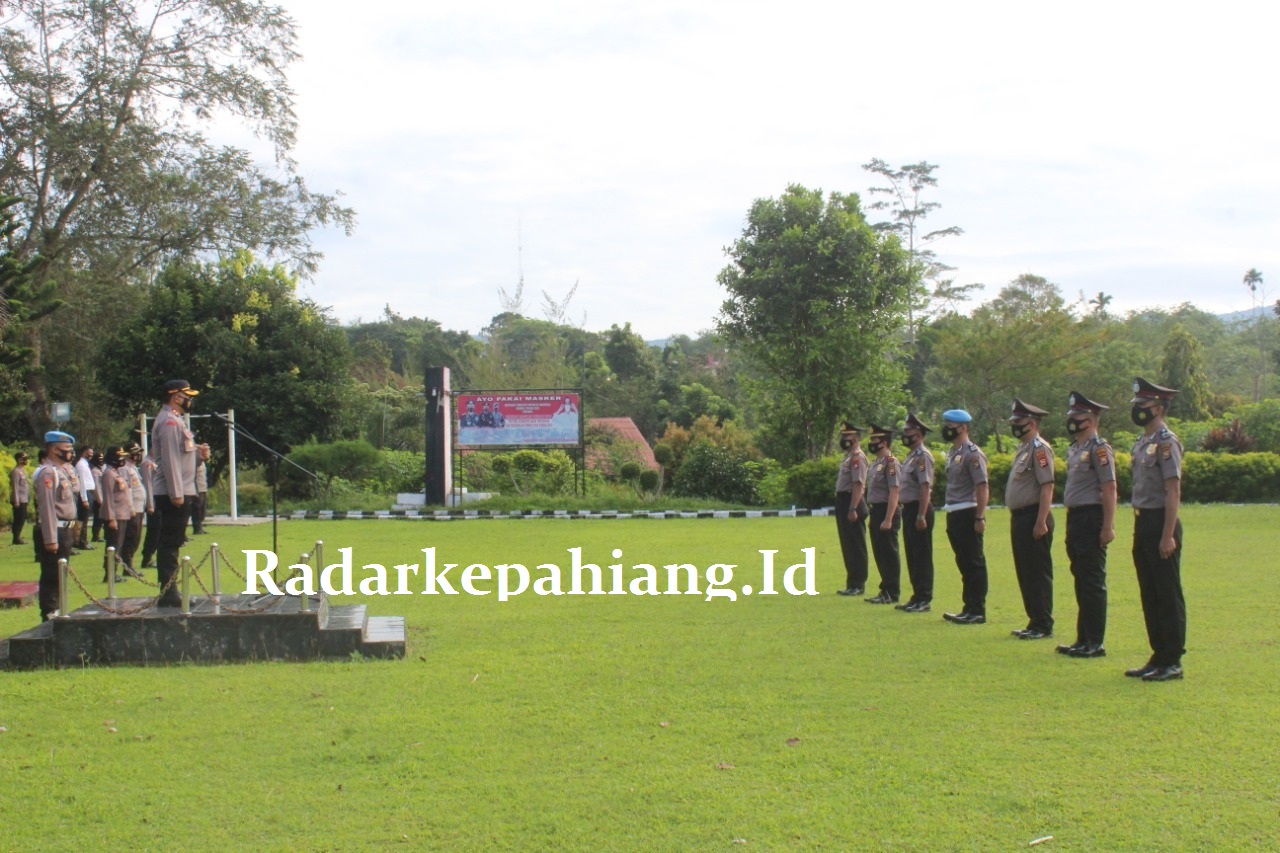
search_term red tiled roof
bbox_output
[587,417,658,470]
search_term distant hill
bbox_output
[1220,308,1272,326]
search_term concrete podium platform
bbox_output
[1,593,405,669]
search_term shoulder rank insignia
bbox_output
[1095,446,1108,466]
[1035,448,1049,467]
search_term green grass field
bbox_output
[0,505,1275,851]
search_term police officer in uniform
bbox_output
[1057,392,1117,659]
[10,450,29,545]
[1006,399,1056,640]
[151,379,200,609]
[940,409,989,624]
[99,446,135,582]
[139,447,159,568]
[1126,378,1186,682]
[864,425,902,604]
[895,414,935,613]
[35,431,79,621]
[833,422,870,596]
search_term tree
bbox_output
[927,275,1106,451]
[1160,323,1212,420]
[1,0,355,433]
[862,159,977,342]
[1243,268,1267,401]
[96,252,355,473]
[717,184,916,461]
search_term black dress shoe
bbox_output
[1142,664,1183,681]
[1018,629,1052,640]
[909,601,931,612]
[865,593,898,604]
[944,611,985,624]
[1066,644,1106,658]
[1125,662,1158,678]
[894,601,913,610]
[836,587,865,596]
[1055,643,1082,655]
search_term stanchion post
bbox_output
[314,540,324,575]
[58,557,68,617]
[181,555,191,615]
[299,551,312,612]
[107,546,117,601]
[210,543,222,615]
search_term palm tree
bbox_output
[1243,269,1266,401]
[1088,291,1113,318]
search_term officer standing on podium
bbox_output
[35,431,79,621]
[151,379,200,609]
[1125,378,1187,682]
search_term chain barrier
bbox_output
[60,544,313,618]
[62,557,183,617]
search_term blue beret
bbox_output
[44,430,75,444]
[941,409,972,424]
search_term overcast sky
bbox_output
[278,0,1278,339]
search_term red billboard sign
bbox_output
[456,391,582,448]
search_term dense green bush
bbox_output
[672,442,759,505]
[1181,452,1280,502]
[783,456,842,508]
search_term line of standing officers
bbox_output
[21,379,210,619]
[833,377,1187,682]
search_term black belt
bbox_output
[1067,504,1102,512]
[1010,505,1039,516]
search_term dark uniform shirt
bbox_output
[1005,435,1055,510]
[944,441,988,507]
[1064,434,1117,508]
[835,449,868,494]
[899,446,934,503]
[1131,427,1181,509]
[866,454,901,504]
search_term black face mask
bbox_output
[1066,417,1090,435]
[901,434,918,449]
[868,441,885,455]
[941,425,961,442]
[839,438,852,451]
[1011,422,1032,440]
[1131,405,1155,427]
[58,448,75,462]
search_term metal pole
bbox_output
[139,413,149,456]
[210,542,221,615]
[107,546,116,601]
[299,552,311,612]
[226,409,238,520]
[181,556,191,615]
[314,540,324,576]
[57,558,68,617]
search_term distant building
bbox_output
[586,417,658,474]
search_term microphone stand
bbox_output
[211,413,318,558]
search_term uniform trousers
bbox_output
[901,501,934,603]
[1009,505,1054,633]
[945,507,987,615]
[102,521,130,579]
[834,491,869,590]
[38,526,74,620]
[11,501,27,544]
[1133,509,1185,667]
[1065,505,1108,646]
[120,513,143,569]
[141,510,160,567]
[155,497,190,607]
[868,503,901,599]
